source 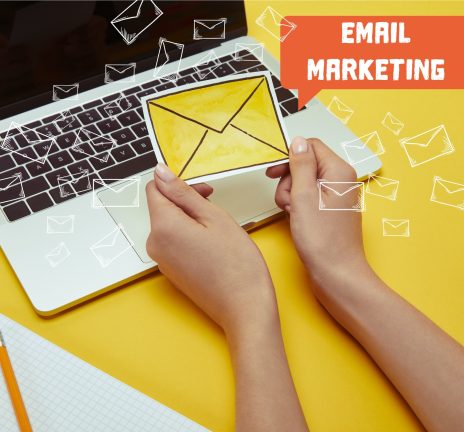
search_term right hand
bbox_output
[266,137,368,293]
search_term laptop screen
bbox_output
[0,0,247,120]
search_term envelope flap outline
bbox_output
[194,19,227,31]
[58,170,89,184]
[370,175,398,188]
[149,76,265,132]
[106,64,136,74]
[384,219,408,229]
[343,132,379,150]
[435,177,464,194]
[320,182,363,196]
[95,179,139,193]
[49,216,74,225]
[266,6,294,29]
[54,84,78,93]
[113,0,147,22]
[385,112,403,126]
[400,125,446,148]
[333,97,352,113]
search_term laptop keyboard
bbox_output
[0,50,304,222]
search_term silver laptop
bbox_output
[0,1,381,315]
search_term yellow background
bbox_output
[1,2,463,431]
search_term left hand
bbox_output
[145,164,279,336]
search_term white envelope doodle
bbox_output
[1,121,57,164]
[381,112,404,136]
[327,96,354,124]
[0,173,24,205]
[194,50,221,79]
[90,224,134,268]
[382,218,410,237]
[111,0,163,45]
[92,178,140,208]
[193,18,227,40]
[430,176,464,210]
[104,63,136,83]
[46,215,75,234]
[52,111,78,134]
[341,131,385,166]
[57,170,91,198]
[103,95,132,119]
[234,43,264,62]
[72,128,116,163]
[366,175,400,201]
[53,84,79,101]
[255,6,297,42]
[45,242,71,268]
[318,181,365,211]
[153,38,184,81]
[400,125,454,168]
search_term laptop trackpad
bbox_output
[98,170,280,263]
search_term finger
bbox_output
[154,163,217,224]
[288,136,318,205]
[266,163,289,179]
[274,174,292,211]
[192,183,214,198]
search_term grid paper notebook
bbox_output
[0,314,208,432]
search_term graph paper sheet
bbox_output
[0,314,209,432]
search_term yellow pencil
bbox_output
[0,330,33,432]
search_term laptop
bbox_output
[0,1,381,315]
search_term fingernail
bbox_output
[291,136,308,154]
[155,163,176,182]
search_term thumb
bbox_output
[154,163,216,224]
[288,137,318,207]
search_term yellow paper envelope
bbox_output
[366,175,400,201]
[400,125,454,167]
[144,74,289,183]
[382,218,410,237]
[430,176,464,210]
[327,96,354,124]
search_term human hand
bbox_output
[146,164,278,337]
[266,137,368,295]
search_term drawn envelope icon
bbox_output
[111,0,163,45]
[52,111,78,134]
[72,128,116,163]
[104,63,136,83]
[52,84,79,101]
[45,242,71,268]
[318,181,365,211]
[234,43,264,62]
[400,125,453,167]
[153,38,184,81]
[193,18,227,40]
[90,224,134,268]
[57,170,91,198]
[327,96,354,124]
[144,74,290,184]
[430,176,464,210]
[1,121,57,164]
[193,50,221,79]
[92,178,140,208]
[381,112,404,136]
[0,173,24,205]
[341,131,385,166]
[46,215,75,234]
[255,6,297,42]
[366,175,400,201]
[382,218,410,237]
[103,95,132,119]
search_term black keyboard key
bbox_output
[26,160,52,177]
[179,67,196,77]
[70,142,95,160]
[271,74,281,88]
[89,154,116,171]
[12,132,36,148]
[229,60,261,72]
[33,139,59,160]
[36,123,60,137]
[131,122,148,138]
[96,118,121,135]
[275,87,295,103]
[111,143,136,163]
[50,186,76,204]
[46,167,70,187]
[219,54,234,62]
[247,65,267,72]
[280,106,289,118]
[68,160,93,176]
[111,128,136,146]
[69,106,83,114]
[154,82,175,92]
[12,147,38,165]
[27,192,54,213]
[132,138,153,154]
[125,95,141,108]
[2,201,30,221]
[77,109,102,125]
[117,110,141,127]
[136,108,143,118]
[0,154,15,172]
[175,75,196,86]
[142,79,161,89]
[123,86,141,96]
[1,167,30,182]
[0,173,24,205]
[212,63,235,77]
[54,112,81,132]
[100,152,157,179]
[136,89,156,100]
[281,98,306,115]
[48,150,73,169]
[102,93,121,103]
[24,120,42,129]
[22,176,49,197]
[83,99,102,110]
[56,131,77,150]
[73,172,98,196]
